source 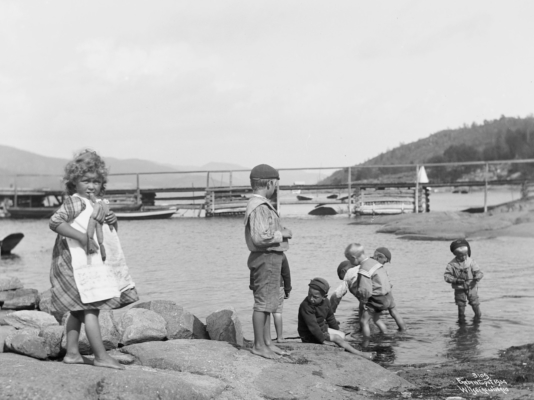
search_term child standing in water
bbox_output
[49,150,138,369]
[444,239,483,321]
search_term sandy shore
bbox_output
[350,199,534,240]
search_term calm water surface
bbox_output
[1,191,533,366]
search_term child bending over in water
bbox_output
[298,277,375,360]
[49,150,138,369]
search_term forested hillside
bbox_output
[323,115,534,184]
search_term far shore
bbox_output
[350,198,534,240]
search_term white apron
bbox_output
[101,222,136,293]
[66,195,121,304]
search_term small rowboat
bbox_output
[115,209,176,220]
[1,233,24,255]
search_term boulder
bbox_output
[206,307,243,346]
[4,327,40,351]
[61,311,120,355]
[40,325,65,358]
[3,310,59,330]
[10,334,49,360]
[0,353,227,400]
[118,308,167,346]
[1,288,40,310]
[133,300,209,340]
[0,276,23,291]
[0,325,16,352]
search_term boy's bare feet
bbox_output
[274,337,286,343]
[63,353,94,365]
[94,356,125,370]
[251,346,280,359]
[268,343,290,355]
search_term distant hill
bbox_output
[322,115,534,184]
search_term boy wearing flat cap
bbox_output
[444,239,483,321]
[298,277,374,359]
[244,164,292,359]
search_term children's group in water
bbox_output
[47,155,485,369]
[244,163,485,360]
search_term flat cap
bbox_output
[375,247,392,263]
[250,164,279,180]
[308,277,330,296]
[450,239,471,256]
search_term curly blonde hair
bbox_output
[63,149,108,195]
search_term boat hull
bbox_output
[115,209,176,220]
[6,207,56,219]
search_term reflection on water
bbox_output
[1,199,533,366]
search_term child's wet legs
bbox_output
[264,313,288,355]
[389,308,406,331]
[83,310,124,370]
[330,334,375,360]
[472,305,482,320]
[372,311,388,334]
[457,305,466,322]
[360,309,372,337]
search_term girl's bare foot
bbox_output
[251,346,280,359]
[268,343,290,355]
[63,353,94,365]
[93,356,125,370]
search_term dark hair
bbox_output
[63,149,108,195]
[250,178,272,191]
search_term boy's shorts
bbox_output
[248,251,284,313]
[454,287,479,306]
[274,287,285,313]
[366,292,395,312]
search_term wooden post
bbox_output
[229,171,233,190]
[211,191,215,215]
[414,165,419,213]
[206,172,210,189]
[136,174,141,205]
[13,175,18,207]
[484,162,489,213]
[347,167,352,217]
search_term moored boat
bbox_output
[5,207,56,219]
[115,208,176,220]
[296,194,314,201]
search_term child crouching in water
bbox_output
[298,277,374,360]
[444,239,483,321]
[49,150,138,369]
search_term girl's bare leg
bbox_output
[360,309,372,337]
[264,313,288,355]
[273,312,285,343]
[330,334,376,360]
[372,311,388,334]
[83,310,124,370]
[389,308,406,331]
[63,311,92,364]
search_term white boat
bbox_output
[354,199,415,215]
[115,209,176,220]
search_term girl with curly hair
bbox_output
[49,150,138,369]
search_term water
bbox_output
[1,190,533,366]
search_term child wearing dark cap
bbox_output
[373,247,406,331]
[298,277,375,359]
[444,239,483,321]
[244,164,292,359]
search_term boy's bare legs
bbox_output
[273,312,286,343]
[360,308,373,337]
[329,334,375,360]
[458,305,466,323]
[252,311,279,359]
[83,310,124,370]
[264,313,288,355]
[388,308,406,331]
[63,312,92,365]
[472,305,482,321]
[372,311,388,334]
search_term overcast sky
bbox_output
[1,1,533,169]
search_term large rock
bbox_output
[40,325,65,358]
[38,289,65,322]
[133,300,209,340]
[118,308,167,346]
[3,310,59,330]
[4,327,40,351]
[0,353,227,400]
[9,334,48,360]
[0,276,23,291]
[0,325,16,352]
[61,311,120,355]
[1,288,40,310]
[121,339,413,399]
[206,307,243,346]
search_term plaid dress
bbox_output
[49,195,139,313]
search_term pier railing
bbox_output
[1,158,534,217]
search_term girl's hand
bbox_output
[91,202,105,223]
[105,211,117,226]
[87,238,99,255]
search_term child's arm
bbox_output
[50,196,96,251]
[248,206,284,248]
[300,303,326,343]
[471,260,483,281]
[444,263,460,284]
[325,300,340,330]
[281,255,291,298]
[329,281,348,314]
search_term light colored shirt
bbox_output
[329,266,360,313]
[244,194,288,252]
